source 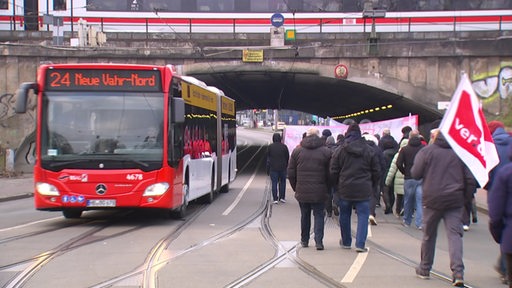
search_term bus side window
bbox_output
[169,123,184,167]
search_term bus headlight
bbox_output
[143,182,169,197]
[36,182,60,196]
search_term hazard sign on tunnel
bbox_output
[334,64,348,79]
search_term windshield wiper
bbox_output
[120,159,150,168]
[48,158,149,169]
[49,159,95,168]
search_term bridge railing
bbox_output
[2,14,512,34]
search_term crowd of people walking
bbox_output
[266,120,512,287]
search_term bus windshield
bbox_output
[41,91,164,170]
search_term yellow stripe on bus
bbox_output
[222,96,235,116]
[182,82,217,112]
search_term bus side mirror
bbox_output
[15,82,38,113]
[171,97,185,124]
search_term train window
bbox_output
[0,0,7,10]
[234,0,250,12]
[303,0,328,12]
[53,0,66,11]
[81,0,512,13]
[197,0,234,12]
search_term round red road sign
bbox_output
[334,64,348,79]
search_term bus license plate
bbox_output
[87,199,116,207]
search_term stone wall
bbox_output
[1,31,511,172]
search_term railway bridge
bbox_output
[0,29,511,172]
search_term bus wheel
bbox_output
[173,184,189,219]
[62,209,82,219]
[220,164,230,193]
[200,173,215,204]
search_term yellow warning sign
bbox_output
[242,50,263,63]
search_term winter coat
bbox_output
[488,143,512,254]
[382,146,398,173]
[288,134,332,203]
[385,139,407,196]
[267,133,290,171]
[486,127,512,190]
[325,136,337,150]
[397,136,425,179]
[410,134,476,210]
[366,138,386,182]
[378,134,398,151]
[330,134,381,201]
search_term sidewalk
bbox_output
[0,174,490,213]
[0,174,34,202]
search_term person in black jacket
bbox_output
[267,133,290,204]
[325,135,338,217]
[411,132,476,287]
[330,123,381,252]
[380,132,399,214]
[363,133,385,225]
[397,130,425,229]
[288,127,332,250]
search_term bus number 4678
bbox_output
[126,174,143,180]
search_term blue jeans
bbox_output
[270,169,287,201]
[404,179,423,228]
[299,202,325,245]
[338,199,370,249]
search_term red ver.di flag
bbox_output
[439,73,499,187]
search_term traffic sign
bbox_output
[334,64,349,79]
[270,13,284,27]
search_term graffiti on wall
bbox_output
[0,93,14,124]
[0,92,37,172]
[471,64,512,113]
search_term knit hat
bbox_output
[401,126,412,135]
[306,127,320,137]
[488,120,504,134]
[325,136,335,146]
[346,123,361,136]
[322,129,332,137]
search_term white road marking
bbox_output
[0,217,61,232]
[222,170,257,216]
[341,247,370,283]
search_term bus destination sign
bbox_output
[45,69,162,92]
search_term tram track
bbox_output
[2,144,269,288]
[1,208,208,288]
[0,219,94,245]
[89,145,269,287]
[88,205,208,288]
[369,238,478,288]
[0,139,269,287]
[1,134,486,287]
[229,140,481,288]
[226,178,349,288]
[2,211,152,288]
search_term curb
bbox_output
[0,193,33,203]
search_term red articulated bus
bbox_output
[15,63,236,218]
